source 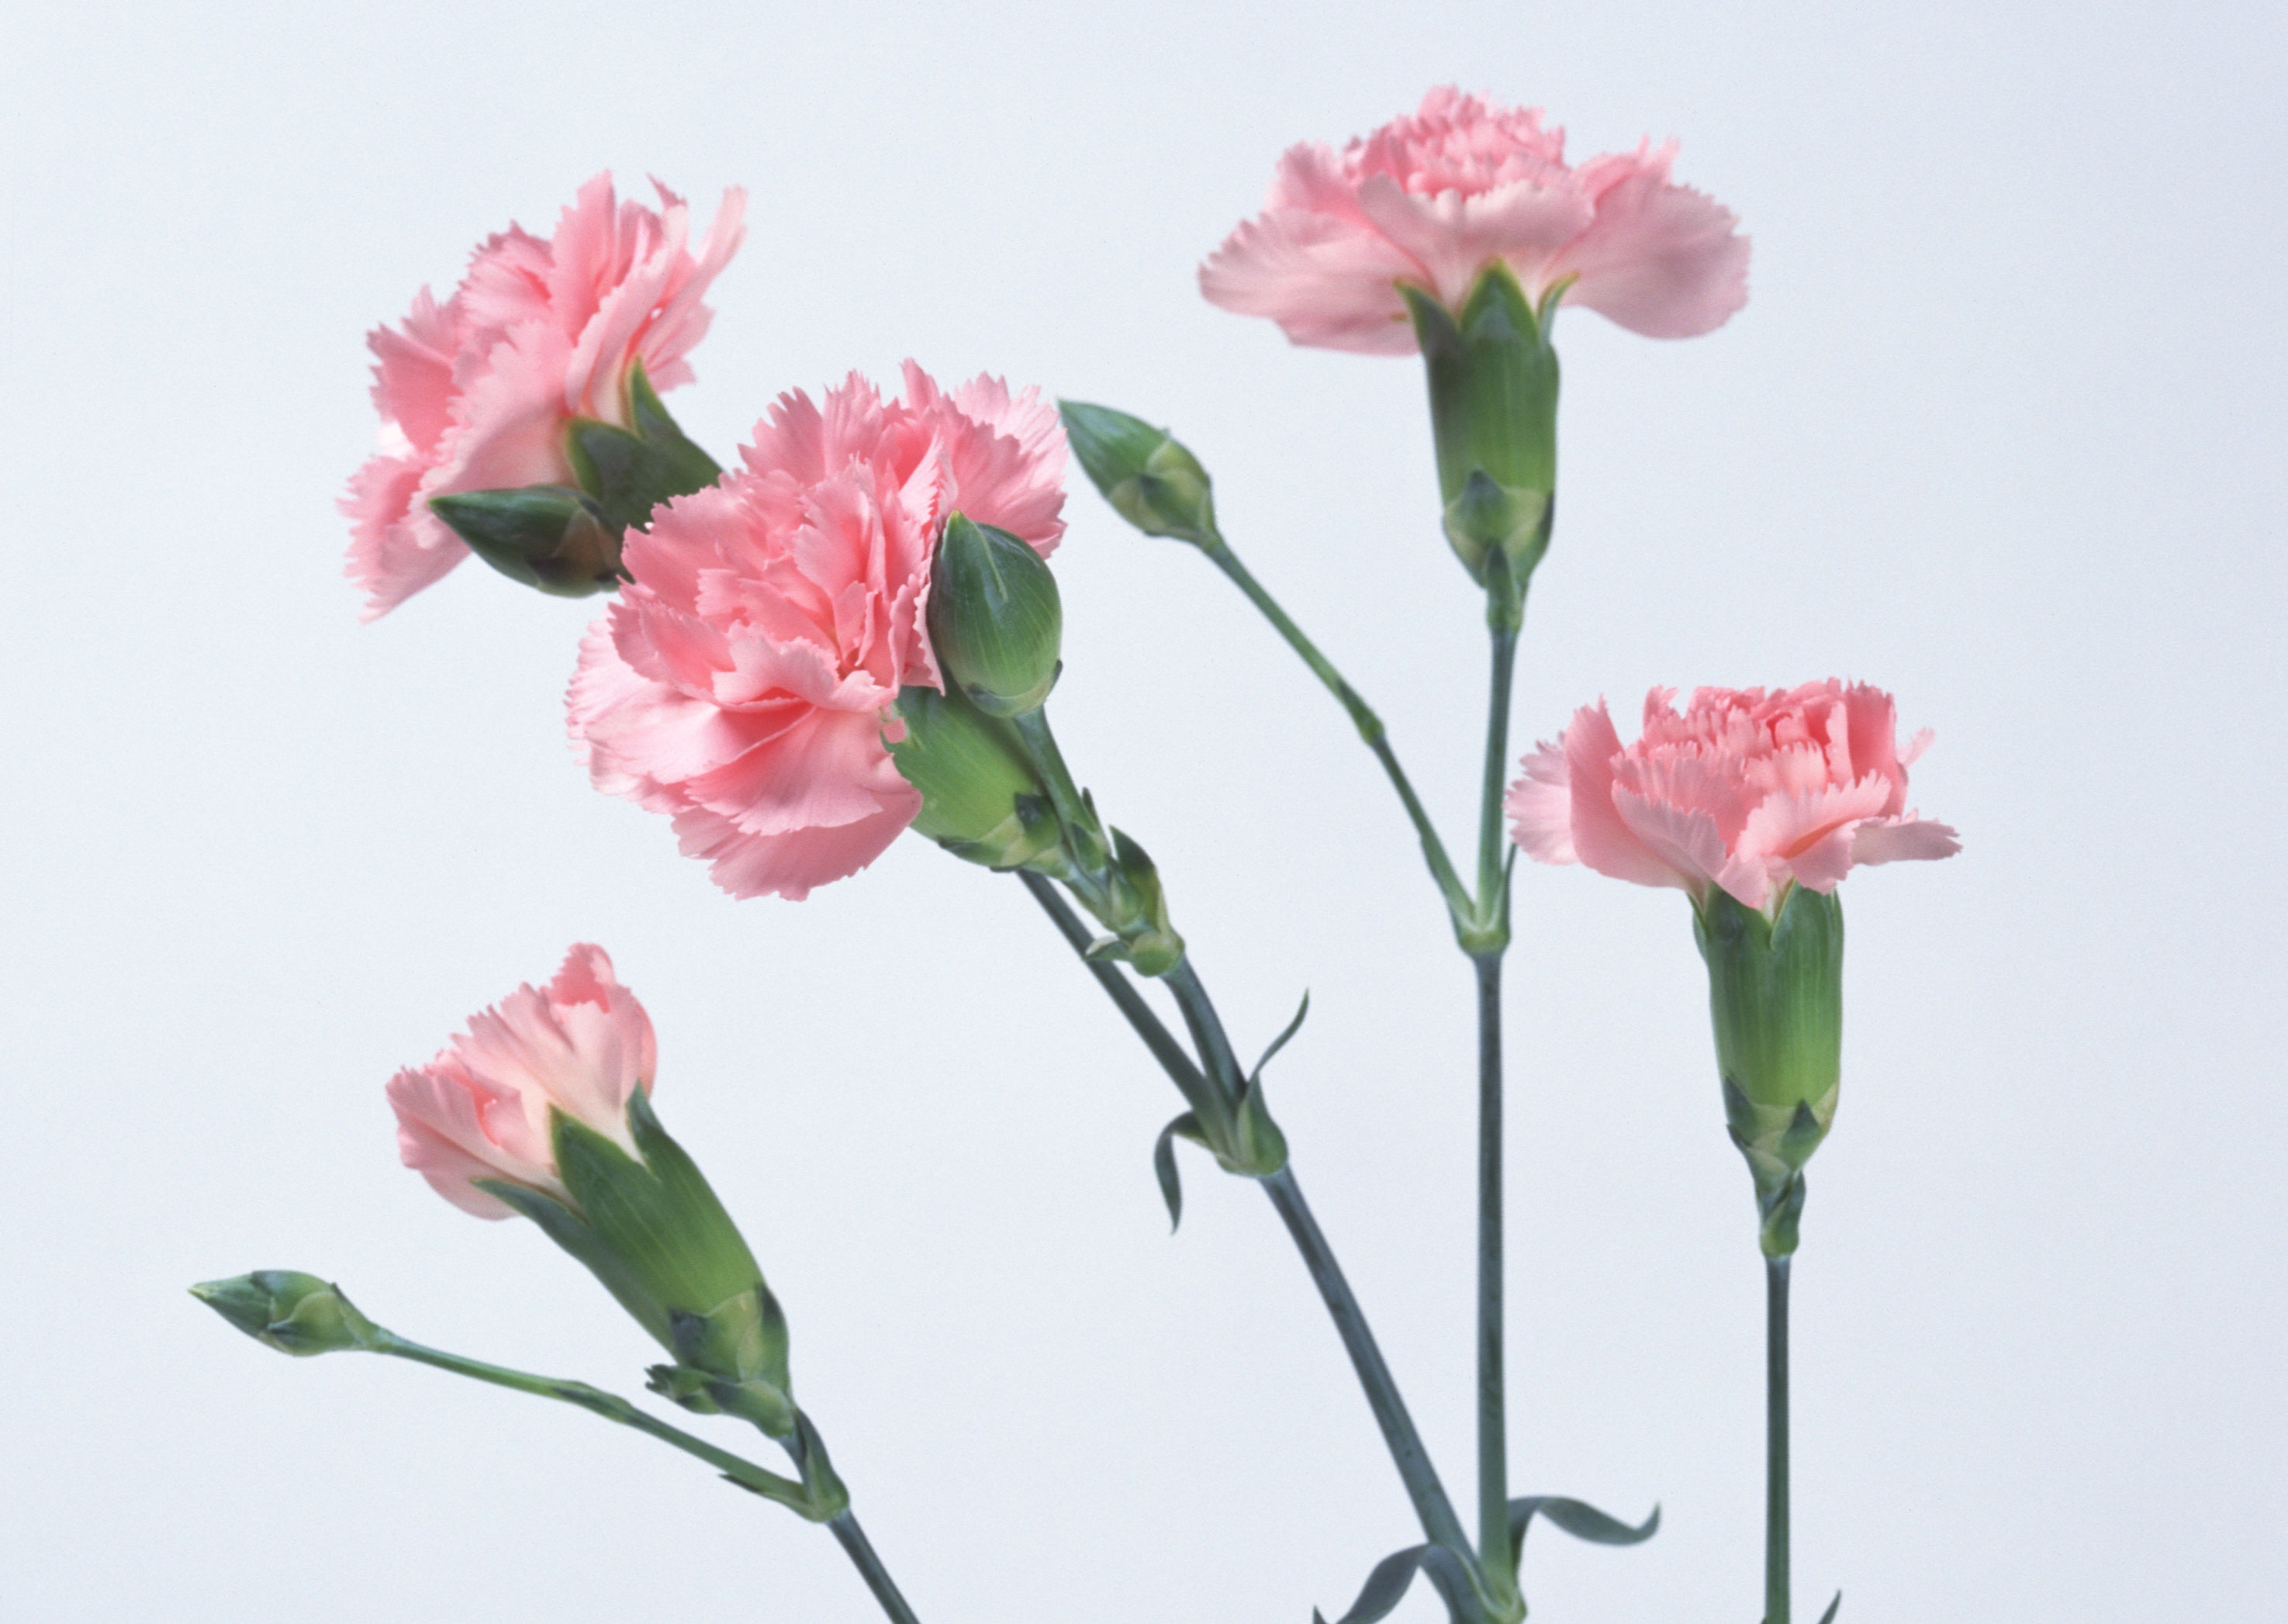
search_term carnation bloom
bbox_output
[568,364,1067,901]
[1508,682,1959,910]
[386,944,657,1218]
[343,174,745,619]
[1201,86,1748,353]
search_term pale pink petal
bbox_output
[1564,702,1699,889]
[1504,738,1577,864]
[1612,786,1733,898]
[1199,208,1424,354]
[1851,817,1961,866]
[1549,148,1749,339]
[671,792,920,902]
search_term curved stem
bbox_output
[371,1333,815,1514]
[1199,535,1472,923]
[1018,874,1474,1570]
[1766,1255,1793,1624]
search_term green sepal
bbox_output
[1401,262,1560,590]
[429,485,625,597]
[886,683,1066,870]
[926,514,1064,719]
[563,361,722,532]
[1152,1112,1208,1232]
[190,1271,382,1357]
[1056,400,1220,548]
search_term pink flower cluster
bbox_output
[1508,682,1959,910]
[568,365,1068,900]
[344,174,745,619]
[387,945,658,1218]
[1201,87,1748,353]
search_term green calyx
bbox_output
[191,1271,381,1357]
[477,1091,790,1410]
[1693,884,1845,1258]
[885,682,1066,871]
[428,485,625,598]
[562,359,724,531]
[927,513,1064,719]
[1057,400,1220,548]
[1403,262,1562,598]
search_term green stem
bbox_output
[1766,1256,1792,1624]
[1018,875,1475,1574]
[1199,534,1472,923]
[1474,952,1512,1598]
[828,1515,921,1624]
[372,1332,816,1514]
[1474,604,1522,932]
[1161,956,1243,1109]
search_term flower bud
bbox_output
[926,513,1063,718]
[564,361,724,532]
[1692,884,1844,1257]
[1402,261,1560,591]
[1057,401,1219,547]
[886,684,1065,870]
[191,1272,381,1357]
[429,486,625,598]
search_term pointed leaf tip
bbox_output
[1817,1592,1841,1624]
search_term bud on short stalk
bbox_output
[430,486,625,597]
[192,1272,381,1356]
[927,513,1063,719]
[1402,261,1561,596]
[1058,401,1219,548]
[1693,883,1844,1258]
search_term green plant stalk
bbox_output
[1196,530,1471,921]
[372,1333,920,1622]
[1766,1256,1792,1624]
[1018,873,1476,1575]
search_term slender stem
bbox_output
[1475,611,1521,921]
[1473,952,1512,1595]
[830,1514,923,1624]
[1765,1256,1793,1624]
[371,1333,814,1514]
[1161,957,1243,1108]
[1201,536,1473,922]
[1262,1167,1474,1562]
[1018,874,1475,1570]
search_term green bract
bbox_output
[1057,400,1219,548]
[926,513,1063,718]
[1403,262,1562,596]
[886,683,1064,871]
[1693,884,1845,1258]
[191,1271,380,1357]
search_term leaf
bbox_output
[1509,1495,1661,1565]
[1816,1591,1841,1624]
[1153,1113,1204,1232]
[1313,1543,1475,1624]
[1249,990,1311,1089]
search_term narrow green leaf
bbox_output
[1249,990,1311,1087]
[1318,1543,1432,1624]
[1509,1494,1661,1564]
[1152,1112,1201,1232]
[1816,1591,1841,1624]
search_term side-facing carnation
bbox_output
[386,944,658,1218]
[343,174,745,619]
[1508,682,1959,910]
[1201,86,1747,353]
[568,364,1067,900]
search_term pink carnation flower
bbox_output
[1201,87,1748,354]
[387,945,657,1218]
[343,174,745,619]
[1508,682,1959,910]
[567,363,1067,901]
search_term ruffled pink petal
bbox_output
[343,450,465,622]
[1851,817,1961,866]
[1564,703,1699,889]
[1353,173,1591,309]
[1504,738,1577,865]
[1198,209,1425,355]
[1612,786,1734,899]
[670,790,920,901]
[367,287,461,454]
[1551,153,1749,339]
[386,1061,555,1215]
[681,706,909,838]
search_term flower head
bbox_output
[1201,87,1747,353]
[344,174,745,619]
[567,363,1068,900]
[1508,682,1959,911]
[386,944,657,1218]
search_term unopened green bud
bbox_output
[887,684,1064,870]
[563,360,724,531]
[1694,884,1844,1256]
[192,1271,380,1356]
[1403,261,1560,591]
[429,486,625,598]
[1058,401,1219,547]
[927,513,1063,718]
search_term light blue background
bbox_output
[4,2,2282,1618]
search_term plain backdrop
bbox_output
[4,2,2283,1619]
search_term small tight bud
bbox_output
[927,513,1063,718]
[429,487,624,598]
[192,1272,380,1356]
[1059,401,1218,547]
